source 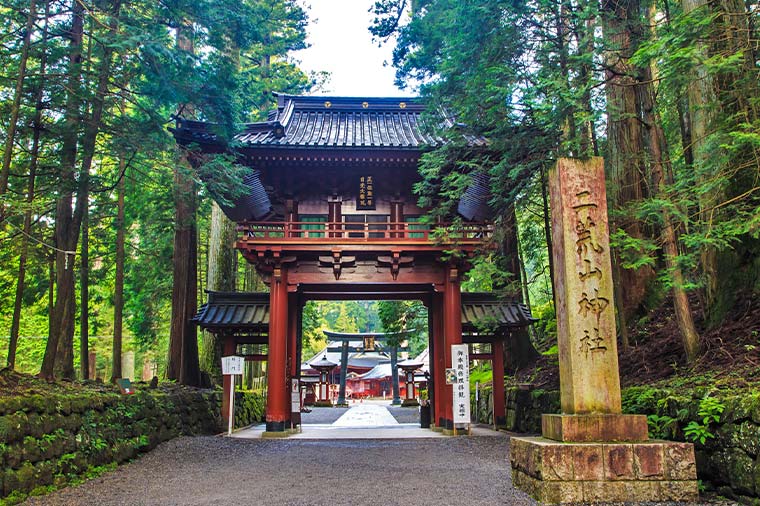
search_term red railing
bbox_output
[237,221,492,244]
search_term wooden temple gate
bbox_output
[177,94,535,435]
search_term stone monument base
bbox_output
[542,413,649,442]
[510,436,698,504]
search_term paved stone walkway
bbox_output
[232,402,443,439]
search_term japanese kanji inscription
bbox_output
[549,158,622,414]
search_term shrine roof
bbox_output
[461,293,537,330]
[173,94,487,151]
[194,291,536,336]
[192,291,269,331]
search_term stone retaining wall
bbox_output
[472,385,760,504]
[0,387,264,501]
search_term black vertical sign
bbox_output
[357,175,376,210]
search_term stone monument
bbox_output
[510,158,698,503]
[121,351,135,381]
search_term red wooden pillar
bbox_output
[221,337,236,424]
[492,338,507,427]
[266,266,290,433]
[443,266,462,430]
[432,293,446,428]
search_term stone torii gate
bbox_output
[321,330,412,406]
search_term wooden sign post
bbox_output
[221,356,244,436]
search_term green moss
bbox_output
[0,413,28,444]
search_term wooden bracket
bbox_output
[318,250,356,280]
[377,251,414,280]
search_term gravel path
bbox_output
[23,435,531,506]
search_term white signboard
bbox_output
[291,379,301,413]
[452,344,471,424]
[221,356,244,375]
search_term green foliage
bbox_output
[469,364,493,387]
[647,414,678,440]
[683,394,725,445]
[377,300,428,355]
[0,0,312,375]
[301,301,382,360]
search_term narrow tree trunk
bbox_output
[111,155,126,382]
[7,145,37,370]
[167,163,198,383]
[44,0,121,379]
[180,206,200,386]
[500,206,540,372]
[7,4,49,369]
[601,0,655,320]
[0,0,37,201]
[642,70,702,363]
[556,0,578,153]
[41,0,84,379]
[540,166,556,304]
[681,0,721,319]
[202,202,237,383]
[80,191,89,379]
[167,22,201,386]
[47,249,54,341]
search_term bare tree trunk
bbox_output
[111,155,126,382]
[168,161,199,384]
[47,249,54,341]
[80,190,89,379]
[500,206,540,372]
[641,67,702,363]
[43,0,121,379]
[167,22,201,386]
[0,0,37,202]
[540,166,556,303]
[41,0,84,379]
[202,202,237,383]
[601,0,655,321]
[681,0,721,318]
[7,4,49,369]
[556,0,578,153]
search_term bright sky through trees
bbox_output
[295,0,407,97]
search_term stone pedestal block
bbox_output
[510,437,698,504]
[542,413,649,442]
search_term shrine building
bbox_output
[175,94,535,435]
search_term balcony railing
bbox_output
[237,221,492,244]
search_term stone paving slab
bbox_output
[332,404,400,426]
[232,422,506,440]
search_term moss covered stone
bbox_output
[1,387,264,501]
